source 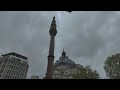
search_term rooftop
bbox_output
[2,52,28,60]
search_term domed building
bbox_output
[53,50,84,79]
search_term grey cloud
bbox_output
[1,11,120,78]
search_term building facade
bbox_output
[31,75,39,79]
[53,50,84,79]
[0,52,29,79]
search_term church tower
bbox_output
[45,16,57,79]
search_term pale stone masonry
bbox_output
[0,52,29,79]
[53,50,84,79]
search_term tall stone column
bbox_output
[45,16,57,79]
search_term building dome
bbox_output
[54,58,76,66]
[53,50,84,79]
[54,50,76,66]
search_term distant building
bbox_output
[31,76,39,79]
[53,50,84,79]
[0,52,29,79]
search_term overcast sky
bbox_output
[0,11,120,79]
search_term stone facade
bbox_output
[0,52,29,79]
[53,50,84,79]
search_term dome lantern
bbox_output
[62,49,66,57]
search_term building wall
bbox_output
[53,65,79,79]
[31,76,39,79]
[0,54,29,79]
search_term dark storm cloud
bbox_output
[1,11,120,78]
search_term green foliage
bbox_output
[104,53,120,79]
[72,66,100,79]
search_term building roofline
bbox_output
[2,52,28,60]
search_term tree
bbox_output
[72,66,100,79]
[104,53,120,79]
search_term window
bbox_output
[11,66,13,69]
[11,66,12,69]
[0,75,1,78]
[7,70,9,74]
[9,76,12,79]
[10,71,11,74]
[18,67,20,71]
[21,68,23,71]
[8,76,10,79]
[11,71,13,76]
[15,72,17,76]
[9,65,11,68]
[16,72,18,76]
[1,70,3,73]
[7,65,9,68]
[14,72,16,75]
[2,76,5,79]
[10,61,13,64]
[12,61,14,64]
[7,70,11,75]
[12,66,13,69]
[13,71,15,75]
[21,73,23,77]
[0,69,3,73]
[22,73,23,76]
[5,75,8,79]
[7,60,10,64]
[2,65,5,68]
[12,66,14,70]
[4,60,6,63]
[18,73,20,76]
